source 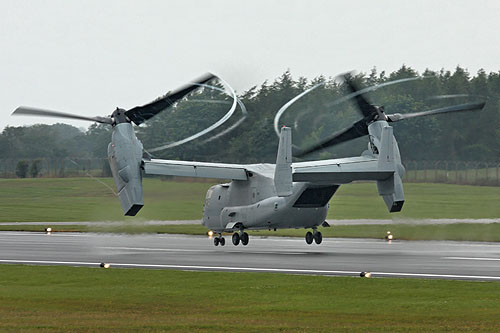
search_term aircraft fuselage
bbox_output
[202,165,337,233]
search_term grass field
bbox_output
[0,177,211,222]
[0,265,499,332]
[1,177,499,222]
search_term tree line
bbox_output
[1,66,499,164]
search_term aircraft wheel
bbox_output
[314,231,323,245]
[241,232,249,246]
[214,237,220,246]
[219,237,225,246]
[305,231,313,245]
[232,232,240,246]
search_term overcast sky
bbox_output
[1,0,499,130]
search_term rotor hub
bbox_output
[112,108,130,125]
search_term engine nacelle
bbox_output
[370,122,405,213]
[108,123,144,216]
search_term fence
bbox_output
[0,158,110,178]
[1,158,499,186]
[403,160,500,186]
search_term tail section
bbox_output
[274,126,293,196]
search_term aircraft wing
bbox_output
[143,159,249,180]
[292,156,394,183]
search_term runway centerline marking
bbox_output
[1,259,500,281]
[443,257,500,261]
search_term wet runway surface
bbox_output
[1,232,500,281]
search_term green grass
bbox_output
[1,178,499,222]
[329,182,500,219]
[0,265,499,332]
[0,177,214,222]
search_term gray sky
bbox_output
[1,0,499,130]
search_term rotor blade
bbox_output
[273,82,325,138]
[147,77,241,152]
[386,101,486,122]
[343,75,376,118]
[12,106,112,124]
[295,119,368,158]
[326,76,428,109]
[125,73,217,125]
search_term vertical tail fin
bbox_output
[274,126,293,196]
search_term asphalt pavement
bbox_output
[1,231,500,281]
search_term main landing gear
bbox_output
[232,231,249,246]
[214,234,225,246]
[305,228,322,245]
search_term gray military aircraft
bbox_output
[13,73,485,247]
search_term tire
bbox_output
[232,232,240,246]
[305,231,313,245]
[220,237,225,246]
[314,231,323,245]
[241,232,249,246]
[214,237,220,246]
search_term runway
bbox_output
[1,231,500,281]
[1,218,499,226]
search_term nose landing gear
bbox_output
[213,234,225,246]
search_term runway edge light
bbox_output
[100,263,111,269]
[360,272,372,278]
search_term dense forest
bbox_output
[1,66,499,164]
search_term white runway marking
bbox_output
[444,257,500,261]
[1,259,500,280]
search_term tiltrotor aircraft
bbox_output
[13,73,485,247]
